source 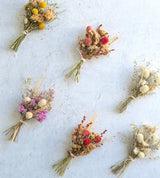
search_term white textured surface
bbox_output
[1,0,160,178]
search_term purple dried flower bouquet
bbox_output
[5,84,54,142]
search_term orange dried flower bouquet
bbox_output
[10,0,57,52]
[53,116,107,176]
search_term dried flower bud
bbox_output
[142,68,150,79]
[139,85,149,94]
[86,26,93,33]
[139,80,147,86]
[85,37,92,46]
[100,36,109,45]
[138,151,145,158]
[38,99,47,107]
[133,147,139,155]
[155,74,160,85]
[25,112,33,119]
[24,18,28,24]
[137,133,144,143]
[24,97,31,103]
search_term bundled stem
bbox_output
[111,156,133,176]
[53,155,72,176]
[10,32,28,52]
[118,96,135,113]
[65,60,84,82]
[4,120,24,142]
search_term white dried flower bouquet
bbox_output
[118,66,160,113]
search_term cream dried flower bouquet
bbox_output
[111,124,160,177]
[118,66,160,113]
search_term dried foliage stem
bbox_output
[53,154,72,176]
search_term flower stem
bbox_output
[65,60,84,82]
[10,32,28,52]
[4,121,24,142]
[111,157,133,176]
[118,96,135,113]
[53,156,72,176]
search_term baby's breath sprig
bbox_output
[53,115,107,176]
[111,124,160,177]
[118,66,160,113]
[4,80,54,142]
[65,25,118,82]
[10,0,57,52]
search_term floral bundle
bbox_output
[66,24,118,82]
[4,82,54,142]
[118,66,160,113]
[10,0,57,52]
[53,116,107,176]
[111,124,160,176]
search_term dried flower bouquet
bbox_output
[118,66,160,113]
[10,0,57,52]
[66,25,118,82]
[53,116,107,176]
[111,124,160,177]
[4,81,54,142]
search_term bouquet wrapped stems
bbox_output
[118,96,135,113]
[10,22,37,52]
[53,152,73,176]
[65,59,84,82]
[4,117,26,142]
[111,156,134,176]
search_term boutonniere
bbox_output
[53,115,107,176]
[118,66,160,113]
[66,25,118,82]
[111,124,160,176]
[10,0,57,52]
[4,80,54,142]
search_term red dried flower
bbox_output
[83,138,92,145]
[100,36,109,45]
[94,135,102,143]
[83,130,90,137]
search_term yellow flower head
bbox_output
[39,22,46,30]
[32,8,39,15]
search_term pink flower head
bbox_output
[85,37,92,46]
[86,26,93,33]
[18,104,27,113]
[31,99,37,107]
[36,110,47,122]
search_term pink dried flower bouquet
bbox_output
[5,85,54,142]
[66,24,118,82]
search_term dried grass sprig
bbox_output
[111,124,160,177]
[10,0,57,52]
[53,116,107,176]
[118,66,160,113]
[4,81,54,142]
[66,24,118,82]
